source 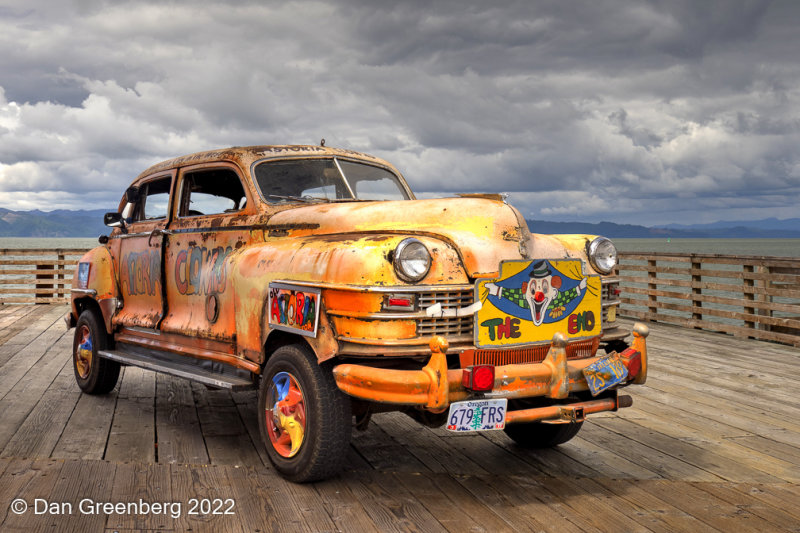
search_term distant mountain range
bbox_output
[0,208,798,238]
[526,218,800,238]
[526,219,800,238]
[0,208,110,237]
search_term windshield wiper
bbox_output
[268,194,328,204]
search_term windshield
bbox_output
[254,158,409,203]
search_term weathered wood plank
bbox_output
[630,397,800,483]
[351,416,432,473]
[393,471,516,533]
[32,458,117,533]
[235,464,339,533]
[104,396,155,463]
[593,478,725,533]
[454,473,598,532]
[635,480,784,533]
[591,417,783,483]
[312,474,385,532]
[536,476,671,533]
[106,462,173,531]
[343,470,449,533]
[52,392,118,460]
[695,482,800,532]
[1,359,82,459]
[0,307,66,388]
[191,383,262,467]
[0,458,64,531]
[0,331,73,453]
[154,374,209,465]
[170,463,245,533]
[371,412,494,476]
[577,422,723,481]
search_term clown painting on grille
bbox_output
[474,259,603,347]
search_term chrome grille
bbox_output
[601,278,621,326]
[417,288,474,338]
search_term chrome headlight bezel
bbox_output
[393,238,431,283]
[587,236,618,275]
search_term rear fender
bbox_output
[70,246,119,334]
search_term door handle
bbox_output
[148,228,172,246]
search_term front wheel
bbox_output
[73,309,120,394]
[504,421,583,448]
[258,343,352,482]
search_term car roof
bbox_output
[136,145,398,180]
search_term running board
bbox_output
[98,349,254,390]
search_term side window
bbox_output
[180,169,246,217]
[130,177,171,221]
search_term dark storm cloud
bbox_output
[0,0,798,224]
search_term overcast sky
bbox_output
[1,0,798,225]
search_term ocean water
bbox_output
[2,237,800,257]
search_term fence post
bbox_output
[647,259,657,320]
[691,256,703,328]
[743,263,756,332]
[35,255,55,301]
[57,252,66,303]
[757,264,772,332]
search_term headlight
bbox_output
[587,237,617,274]
[393,238,431,282]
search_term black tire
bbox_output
[604,339,629,354]
[73,309,120,394]
[504,421,583,448]
[258,343,352,482]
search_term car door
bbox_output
[112,171,175,329]
[160,163,251,344]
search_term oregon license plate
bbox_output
[446,399,507,432]
[583,353,628,396]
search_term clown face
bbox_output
[524,274,561,325]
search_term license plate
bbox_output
[446,399,507,432]
[583,353,628,396]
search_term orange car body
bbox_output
[69,145,645,428]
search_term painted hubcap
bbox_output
[265,371,306,458]
[76,325,93,379]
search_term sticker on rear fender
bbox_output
[446,399,507,432]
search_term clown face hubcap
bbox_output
[75,325,93,379]
[265,371,307,458]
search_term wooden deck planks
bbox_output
[0,305,798,531]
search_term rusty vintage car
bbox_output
[67,145,648,482]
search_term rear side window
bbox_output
[179,168,246,217]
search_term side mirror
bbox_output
[104,212,123,228]
[125,186,140,204]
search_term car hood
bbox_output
[266,197,533,278]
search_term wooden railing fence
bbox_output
[0,249,88,304]
[616,252,800,347]
[2,248,799,346]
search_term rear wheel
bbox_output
[73,309,120,394]
[258,343,351,482]
[504,421,583,448]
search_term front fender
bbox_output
[230,233,468,364]
[533,234,604,274]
